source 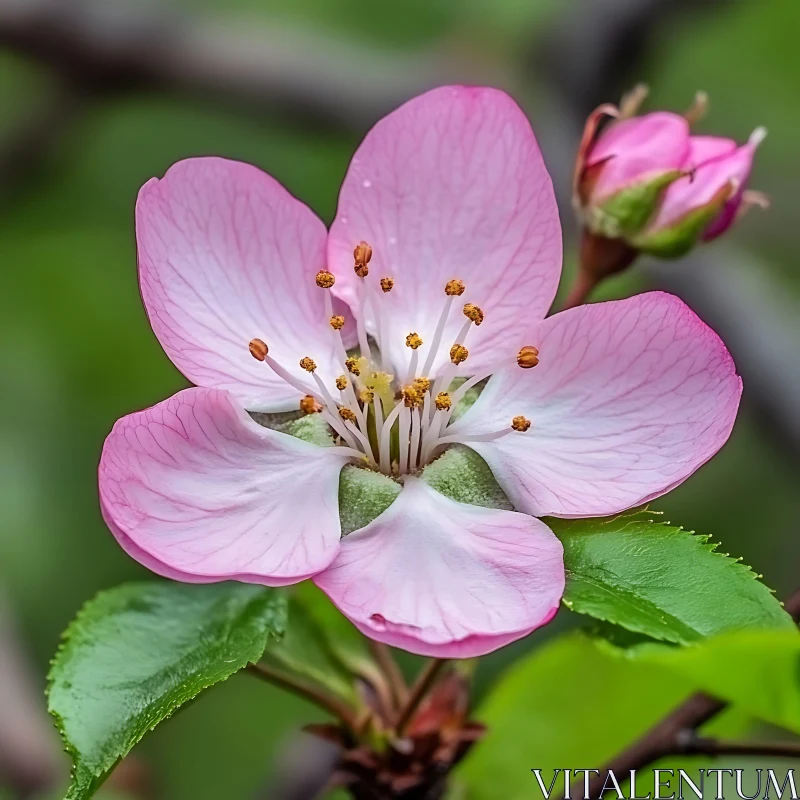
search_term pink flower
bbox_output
[100,86,742,658]
[633,129,768,255]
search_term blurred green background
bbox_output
[0,0,797,798]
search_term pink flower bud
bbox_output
[586,113,691,198]
[633,128,767,256]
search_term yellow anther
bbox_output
[405,332,423,350]
[300,395,322,414]
[339,407,357,423]
[248,338,268,361]
[512,415,532,432]
[435,392,452,411]
[450,344,469,365]
[463,303,485,326]
[359,388,375,404]
[335,375,348,390]
[315,270,335,289]
[299,356,317,373]
[330,315,345,330]
[402,385,423,408]
[380,277,395,293]
[345,357,361,376]
[445,279,465,297]
[413,377,430,394]
[517,345,540,369]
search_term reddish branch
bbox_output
[582,589,800,799]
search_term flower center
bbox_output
[248,242,538,477]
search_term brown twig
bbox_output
[678,734,800,760]
[582,588,800,798]
[247,662,359,733]
[395,659,449,736]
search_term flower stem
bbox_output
[247,662,359,732]
[395,658,449,736]
[367,640,408,710]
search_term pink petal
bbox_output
[687,135,737,168]
[447,293,742,518]
[649,135,761,236]
[587,112,690,200]
[99,387,351,585]
[314,477,564,658]
[137,157,343,413]
[327,86,562,379]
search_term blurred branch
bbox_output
[0,0,464,130]
[0,82,85,204]
[0,592,64,797]
[531,0,725,116]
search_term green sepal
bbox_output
[421,445,512,510]
[587,169,684,238]
[631,182,733,258]
[338,464,401,535]
[250,410,334,447]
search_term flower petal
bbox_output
[587,112,690,200]
[328,86,562,378]
[314,477,564,658]
[137,157,342,412]
[447,292,742,517]
[99,387,351,585]
[687,135,737,168]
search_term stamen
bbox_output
[405,333,423,350]
[330,315,345,330]
[354,240,372,277]
[433,416,531,448]
[339,407,357,423]
[517,345,540,369]
[321,408,361,453]
[335,375,348,391]
[249,338,268,361]
[315,270,336,289]
[405,332,423,383]
[463,303,484,326]
[300,395,322,414]
[413,377,430,394]
[345,357,361,376]
[445,279,466,296]
[299,356,317,373]
[379,402,405,475]
[359,388,375,404]
[450,344,469,365]
[380,277,394,293]
[408,408,422,472]
[420,280,461,377]
[512,415,532,432]
[435,392,452,410]
[402,385,423,409]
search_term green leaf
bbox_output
[551,508,794,644]
[261,582,382,704]
[456,633,748,800]
[48,582,287,800]
[602,628,800,734]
